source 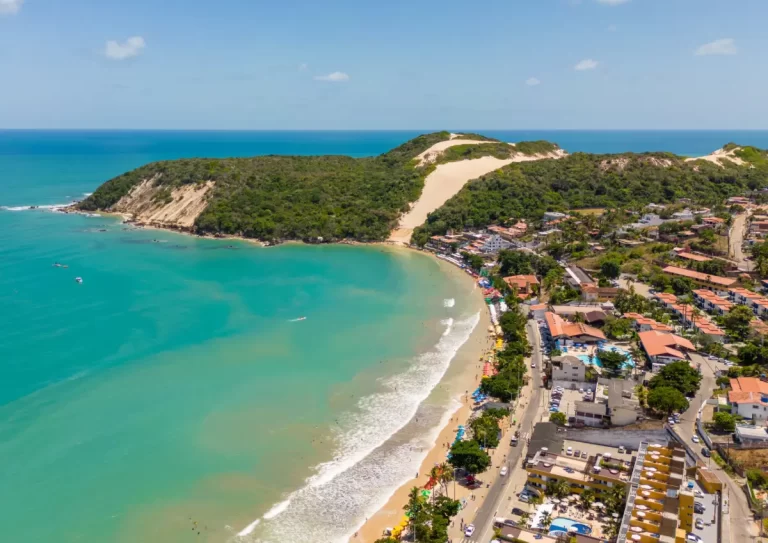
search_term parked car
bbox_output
[692,436,700,443]
[701,448,711,458]
[512,507,526,516]
[464,524,475,537]
[566,447,574,456]
[687,533,702,543]
[618,445,626,454]
[695,489,704,498]
[695,519,704,530]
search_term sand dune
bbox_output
[111,177,215,228]
[685,147,746,167]
[390,142,567,244]
[414,138,499,167]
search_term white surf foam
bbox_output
[239,311,480,543]
[0,206,32,211]
[0,203,70,212]
[237,519,260,537]
[443,298,456,308]
[262,499,291,520]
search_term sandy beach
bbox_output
[351,257,495,542]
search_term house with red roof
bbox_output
[728,377,768,425]
[638,330,696,372]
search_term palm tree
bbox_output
[541,512,553,530]
[430,463,454,496]
[580,488,596,510]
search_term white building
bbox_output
[728,377,768,425]
[551,355,587,382]
[480,234,513,254]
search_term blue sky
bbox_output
[1,0,766,129]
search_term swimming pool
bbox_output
[548,516,593,536]
[574,346,635,369]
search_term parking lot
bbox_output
[690,478,718,543]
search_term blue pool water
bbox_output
[549,517,593,535]
[572,347,636,369]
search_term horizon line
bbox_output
[2,128,768,132]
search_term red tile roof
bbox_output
[545,312,606,341]
[662,266,737,287]
[638,330,695,358]
[677,252,712,263]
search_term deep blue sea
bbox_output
[1,129,766,543]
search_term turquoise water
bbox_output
[0,131,486,543]
[2,130,767,543]
[548,517,592,535]
[572,346,636,369]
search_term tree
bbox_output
[602,317,632,340]
[448,440,491,475]
[713,411,737,432]
[724,305,755,341]
[546,479,571,499]
[596,349,628,377]
[541,512,553,529]
[649,361,702,396]
[747,469,768,490]
[580,488,596,510]
[550,412,566,426]
[470,413,501,449]
[737,340,768,366]
[461,251,484,271]
[430,463,454,495]
[432,495,461,518]
[647,386,689,415]
[751,241,768,277]
[600,259,621,280]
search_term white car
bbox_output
[695,489,704,498]
[692,436,700,443]
[531,362,536,368]
[687,534,702,543]
[500,466,508,476]
[695,519,704,530]
[464,524,476,537]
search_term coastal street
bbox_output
[461,318,545,543]
[675,352,759,543]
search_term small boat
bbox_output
[297,316,306,321]
[75,277,83,284]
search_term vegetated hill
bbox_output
[410,148,768,246]
[78,132,455,242]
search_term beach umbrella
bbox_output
[631,527,643,532]
[647,467,657,472]
[592,502,604,509]
[551,498,561,504]
[631,535,641,541]
[636,511,646,518]
[642,491,651,497]
[636,505,648,511]
[640,485,652,490]
[612,513,620,519]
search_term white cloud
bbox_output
[313,71,349,82]
[695,38,737,56]
[574,58,599,71]
[105,36,146,60]
[596,0,630,5]
[525,77,541,86]
[298,63,308,71]
[0,0,24,15]
[607,24,618,32]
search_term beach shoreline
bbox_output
[350,258,493,543]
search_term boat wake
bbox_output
[288,317,307,322]
[235,311,480,543]
[0,203,71,212]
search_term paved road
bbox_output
[470,319,545,543]
[729,212,753,272]
[674,352,759,543]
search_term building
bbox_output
[693,289,734,316]
[728,196,751,205]
[729,288,768,319]
[551,355,587,382]
[503,275,540,300]
[652,292,678,309]
[728,377,768,425]
[638,331,695,371]
[734,425,768,444]
[671,249,712,264]
[661,266,737,294]
[574,378,641,427]
[542,211,568,224]
[671,209,695,221]
[479,234,513,254]
[623,313,674,333]
[488,222,527,241]
[544,312,607,345]
[615,442,694,543]
[427,235,461,254]
[702,216,725,228]
[564,266,595,289]
[582,285,620,302]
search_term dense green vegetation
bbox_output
[412,149,768,245]
[438,143,512,163]
[513,140,560,155]
[79,132,453,243]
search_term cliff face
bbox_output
[109,176,215,229]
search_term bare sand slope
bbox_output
[390,146,567,244]
[110,177,215,228]
[685,147,746,167]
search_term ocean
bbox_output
[2,129,767,543]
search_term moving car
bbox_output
[510,437,519,446]
[464,524,475,537]
[500,466,508,476]
[531,362,536,368]
[701,447,711,458]
[692,436,700,443]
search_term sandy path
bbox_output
[353,290,494,542]
[415,139,503,166]
[685,147,746,167]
